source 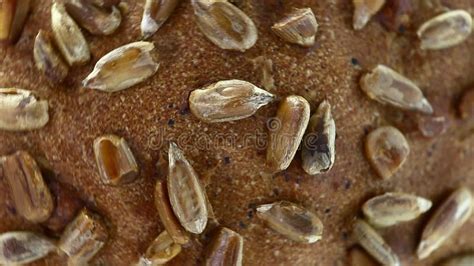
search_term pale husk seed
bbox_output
[272,8,318,47]
[141,0,180,39]
[0,231,56,265]
[204,227,243,266]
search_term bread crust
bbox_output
[1,1,474,265]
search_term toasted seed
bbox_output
[189,79,275,123]
[2,151,54,223]
[365,126,410,179]
[363,192,432,227]
[251,56,275,91]
[0,88,49,131]
[360,65,433,114]
[64,0,122,35]
[352,0,386,30]
[349,246,379,266]
[34,30,69,84]
[256,201,323,243]
[417,187,473,259]
[459,88,474,119]
[301,100,336,175]
[272,8,318,47]
[141,231,182,265]
[155,180,191,244]
[440,254,474,266]
[191,0,258,51]
[0,232,56,265]
[93,134,139,185]
[167,142,208,234]
[204,227,243,266]
[267,95,310,172]
[417,10,472,50]
[51,2,90,66]
[0,0,31,44]
[58,208,108,265]
[353,219,400,266]
[83,41,159,92]
[141,0,180,39]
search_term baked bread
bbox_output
[1,0,474,265]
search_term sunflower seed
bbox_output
[93,134,139,185]
[417,10,472,50]
[191,0,258,51]
[34,30,69,84]
[363,192,432,227]
[140,231,182,265]
[267,95,310,172]
[256,201,323,243]
[365,126,410,179]
[83,41,159,92]
[301,100,336,175]
[360,65,433,114]
[189,79,275,123]
[0,0,31,44]
[353,219,400,266]
[352,0,386,30]
[204,227,243,266]
[0,232,56,265]
[155,180,191,244]
[64,0,122,35]
[459,88,474,119]
[251,56,275,91]
[58,209,109,265]
[0,88,49,131]
[272,8,318,47]
[349,247,379,266]
[51,2,90,66]
[440,254,474,266]
[168,142,208,234]
[2,151,54,223]
[141,0,180,39]
[417,187,473,259]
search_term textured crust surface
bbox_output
[1,1,474,265]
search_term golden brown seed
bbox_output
[353,219,400,266]
[191,0,258,51]
[58,209,108,265]
[139,231,182,265]
[51,2,90,66]
[360,65,433,114]
[417,187,473,259]
[267,95,310,172]
[0,0,31,44]
[83,41,159,92]
[0,232,56,265]
[189,79,275,123]
[64,0,122,35]
[365,126,410,179]
[417,10,472,50]
[352,0,386,30]
[204,227,243,266]
[93,134,139,185]
[2,151,54,223]
[155,180,191,244]
[0,88,49,131]
[141,0,180,39]
[168,142,208,234]
[349,247,379,266]
[256,201,323,243]
[251,56,275,91]
[363,192,432,227]
[33,30,69,84]
[272,8,318,47]
[459,88,474,119]
[440,254,474,266]
[301,100,336,175]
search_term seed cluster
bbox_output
[0,0,473,265]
